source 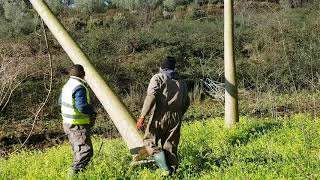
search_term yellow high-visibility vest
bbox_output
[61,76,90,125]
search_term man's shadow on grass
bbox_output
[174,120,283,177]
[228,121,282,146]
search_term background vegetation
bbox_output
[0,0,319,163]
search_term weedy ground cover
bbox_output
[0,114,319,179]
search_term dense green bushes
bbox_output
[236,7,320,91]
[74,0,105,13]
[74,5,320,94]
[0,0,37,37]
[45,0,64,15]
[0,1,320,135]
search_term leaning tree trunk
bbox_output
[29,0,147,159]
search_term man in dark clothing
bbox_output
[59,64,96,176]
[136,56,190,174]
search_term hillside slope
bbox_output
[0,114,319,179]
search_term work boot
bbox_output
[169,166,178,175]
[153,151,170,176]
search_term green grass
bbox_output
[1,114,319,179]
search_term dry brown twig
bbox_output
[1,71,40,111]
[13,19,53,153]
[0,43,41,109]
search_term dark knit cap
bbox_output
[68,64,85,77]
[161,56,176,70]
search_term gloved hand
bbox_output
[89,112,97,127]
[136,115,145,130]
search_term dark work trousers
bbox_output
[63,123,93,172]
[143,111,182,169]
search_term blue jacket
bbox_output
[59,85,95,115]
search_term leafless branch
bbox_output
[13,19,53,153]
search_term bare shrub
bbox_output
[0,42,46,111]
[280,0,312,8]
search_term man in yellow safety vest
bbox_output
[59,64,96,176]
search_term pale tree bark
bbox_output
[29,0,147,159]
[224,0,239,129]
